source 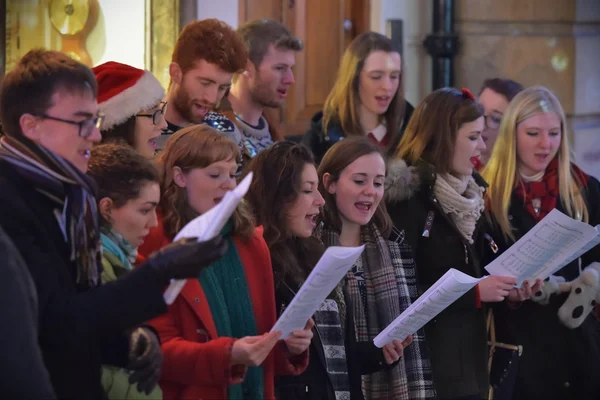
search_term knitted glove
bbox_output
[531,275,566,305]
[127,326,162,395]
[558,262,600,329]
[143,236,228,285]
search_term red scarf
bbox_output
[514,157,589,221]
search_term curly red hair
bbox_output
[172,19,248,74]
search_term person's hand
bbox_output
[478,276,518,302]
[382,335,413,364]
[231,331,281,366]
[144,236,228,284]
[284,319,314,355]
[507,279,544,302]
[127,327,162,395]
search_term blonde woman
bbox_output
[483,85,600,400]
[301,32,413,164]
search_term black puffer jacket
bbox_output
[385,158,490,400]
[301,101,415,164]
[482,173,600,400]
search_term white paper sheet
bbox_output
[271,245,365,339]
[373,268,483,348]
[162,172,253,305]
[484,209,600,286]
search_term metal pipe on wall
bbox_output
[423,0,458,89]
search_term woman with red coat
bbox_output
[138,125,312,400]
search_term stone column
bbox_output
[454,0,600,178]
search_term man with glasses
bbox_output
[0,49,228,399]
[93,61,169,158]
[478,77,524,165]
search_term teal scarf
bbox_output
[199,222,264,399]
[100,228,138,269]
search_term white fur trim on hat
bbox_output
[99,71,165,131]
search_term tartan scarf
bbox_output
[319,222,436,400]
[0,136,101,290]
[514,157,589,222]
[313,299,351,400]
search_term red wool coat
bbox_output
[138,218,308,400]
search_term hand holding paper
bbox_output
[162,173,253,305]
[271,245,365,339]
[283,318,314,355]
[373,268,484,348]
[478,275,518,302]
[485,209,600,286]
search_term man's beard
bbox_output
[172,87,210,124]
[250,80,283,109]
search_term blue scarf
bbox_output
[100,228,137,270]
[199,222,263,399]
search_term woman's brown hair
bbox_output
[322,31,405,158]
[396,87,484,173]
[88,143,160,229]
[157,124,255,240]
[318,136,392,237]
[244,141,323,286]
[100,117,136,148]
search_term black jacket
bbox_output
[0,160,168,400]
[274,280,392,400]
[301,101,415,165]
[483,175,600,400]
[0,225,56,399]
[385,158,489,400]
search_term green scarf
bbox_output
[101,227,138,269]
[199,222,263,399]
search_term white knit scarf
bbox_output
[432,173,485,244]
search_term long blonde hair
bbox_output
[482,85,587,240]
[322,32,405,157]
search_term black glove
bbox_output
[127,326,162,395]
[144,235,228,285]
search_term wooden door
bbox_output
[239,0,370,136]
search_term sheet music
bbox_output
[373,268,483,348]
[485,209,600,286]
[271,245,365,339]
[162,173,253,305]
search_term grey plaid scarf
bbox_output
[314,299,351,400]
[319,223,436,400]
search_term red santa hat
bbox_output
[92,61,165,131]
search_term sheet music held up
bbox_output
[485,209,600,286]
[162,172,253,305]
[374,268,483,348]
[271,245,365,339]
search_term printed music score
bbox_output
[485,209,600,286]
[272,245,365,339]
[374,268,483,347]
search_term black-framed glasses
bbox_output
[35,113,104,139]
[484,114,503,130]
[136,101,167,125]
